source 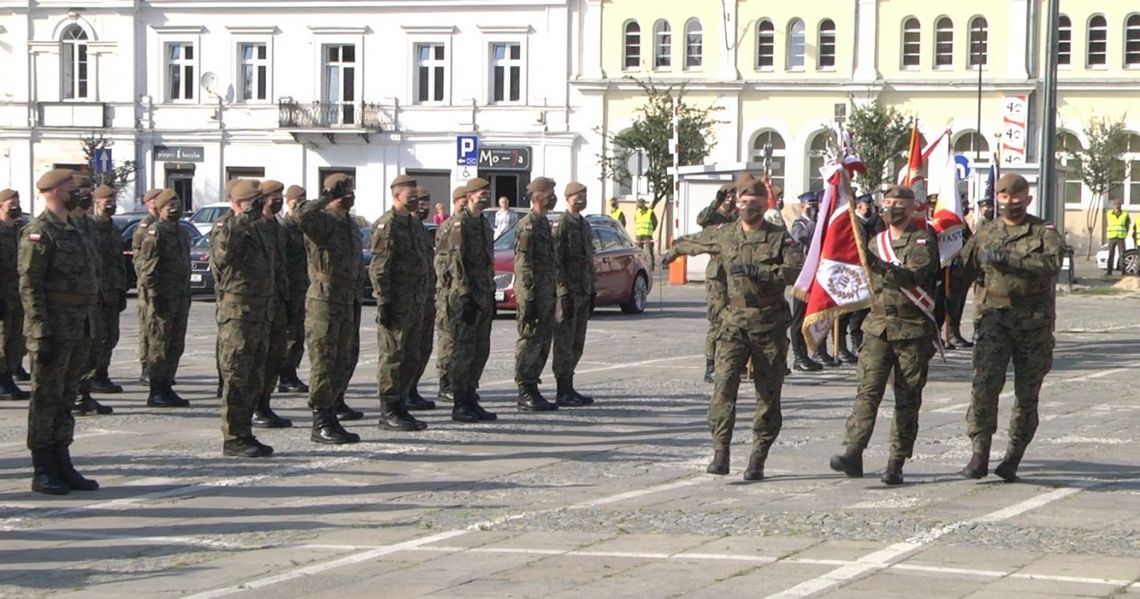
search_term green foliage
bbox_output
[79,132,137,193]
[1068,116,1129,195]
[846,101,910,194]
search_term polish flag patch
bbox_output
[28,233,42,241]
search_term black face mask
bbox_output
[999,203,1026,220]
[105,204,118,217]
[78,194,93,210]
[341,194,356,210]
[6,206,19,219]
[886,207,909,226]
[805,206,819,220]
[64,190,81,211]
[416,205,429,220]
[545,195,558,210]
[739,203,764,224]
[247,197,265,216]
[165,209,183,221]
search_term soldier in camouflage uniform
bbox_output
[829,186,939,485]
[19,168,100,494]
[433,186,467,403]
[298,174,363,444]
[132,188,162,382]
[513,177,559,412]
[251,180,292,429]
[663,175,802,481]
[68,176,113,416]
[279,185,310,393]
[84,185,128,399]
[369,175,430,431]
[445,178,498,423]
[0,188,30,401]
[956,173,1063,482]
[552,181,596,407]
[405,186,437,410]
[135,189,192,408]
[696,182,737,383]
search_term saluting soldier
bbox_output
[252,180,292,428]
[84,185,128,397]
[663,175,802,481]
[513,177,559,412]
[552,181,597,407]
[278,185,310,393]
[433,186,467,403]
[19,168,100,494]
[957,173,1063,482]
[0,188,31,401]
[135,189,192,408]
[132,188,162,383]
[405,186,437,410]
[70,175,112,416]
[696,182,737,383]
[829,186,939,485]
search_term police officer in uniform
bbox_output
[696,182,737,383]
[433,186,467,404]
[553,182,597,407]
[789,191,824,371]
[406,186,437,411]
[514,177,559,411]
[19,168,100,494]
[0,188,30,400]
[957,173,1063,482]
[279,185,310,393]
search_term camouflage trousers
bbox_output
[709,325,788,452]
[284,289,307,373]
[137,290,149,375]
[552,293,590,378]
[410,298,435,389]
[218,313,269,440]
[259,297,288,401]
[81,294,122,391]
[0,296,24,374]
[305,298,358,410]
[27,336,90,449]
[145,296,189,386]
[967,314,1054,453]
[448,292,493,392]
[704,278,728,362]
[843,333,934,458]
[375,301,425,401]
[434,289,453,384]
[514,285,556,385]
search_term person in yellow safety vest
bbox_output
[608,198,626,227]
[634,198,658,267]
[1105,197,1131,276]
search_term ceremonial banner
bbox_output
[926,129,966,265]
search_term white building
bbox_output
[0,0,600,221]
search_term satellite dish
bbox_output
[200,72,219,95]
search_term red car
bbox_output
[493,213,652,314]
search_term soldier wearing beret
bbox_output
[406,186,437,410]
[0,188,30,401]
[66,175,113,416]
[513,177,559,411]
[297,173,363,444]
[246,179,292,429]
[83,185,128,399]
[19,168,100,494]
[133,188,163,383]
[663,175,802,481]
[278,184,310,393]
[830,185,939,485]
[956,173,1063,482]
[552,181,597,407]
[433,185,468,405]
[369,174,430,431]
[695,181,739,383]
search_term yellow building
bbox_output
[573,0,1140,253]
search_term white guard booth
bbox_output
[673,162,769,283]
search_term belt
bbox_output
[986,292,1047,308]
[871,304,923,318]
[218,290,270,306]
[729,293,785,309]
[312,272,357,287]
[45,291,90,306]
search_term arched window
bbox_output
[1087,15,1107,66]
[750,130,787,192]
[1058,15,1072,66]
[954,131,991,157]
[653,20,671,69]
[684,19,702,69]
[787,19,806,69]
[934,17,953,67]
[807,131,830,191]
[1112,133,1140,206]
[968,17,988,67]
[756,20,775,69]
[901,18,921,68]
[1057,131,1084,204]
[61,24,89,100]
[623,21,641,70]
[1126,15,1140,66]
[818,19,836,69]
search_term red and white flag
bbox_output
[925,129,967,265]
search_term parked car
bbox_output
[189,235,214,295]
[1096,236,1138,275]
[186,203,231,235]
[116,217,204,290]
[492,213,651,314]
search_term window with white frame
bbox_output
[807,131,829,192]
[653,20,671,69]
[901,18,921,68]
[414,43,446,103]
[623,21,641,70]
[1057,131,1084,205]
[684,19,702,69]
[1058,15,1072,66]
[61,25,89,100]
[1126,15,1140,66]
[1087,15,1107,66]
[489,42,522,103]
[238,42,268,102]
[1110,134,1140,206]
[818,19,836,70]
[166,42,196,101]
[756,20,775,69]
[934,17,953,68]
[968,17,988,67]
[787,19,805,70]
[953,131,990,159]
[323,44,356,125]
[750,130,786,192]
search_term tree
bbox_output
[80,132,137,192]
[1067,116,1128,257]
[597,78,722,209]
[846,101,910,194]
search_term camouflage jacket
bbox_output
[514,211,556,303]
[554,211,596,298]
[862,225,940,341]
[445,208,494,302]
[18,210,97,341]
[257,216,290,303]
[211,211,273,321]
[696,201,735,281]
[297,199,362,306]
[0,218,23,302]
[281,213,309,294]
[135,219,191,302]
[89,216,127,295]
[369,209,431,305]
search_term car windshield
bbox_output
[191,207,228,223]
[194,236,210,249]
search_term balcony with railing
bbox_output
[278,100,387,131]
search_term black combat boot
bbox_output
[706,448,730,475]
[147,381,189,408]
[334,393,364,421]
[73,392,113,416]
[961,439,990,479]
[215,379,223,398]
[379,398,427,431]
[91,370,123,393]
[277,368,309,393]
[567,376,594,406]
[555,377,585,407]
[0,372,30,401]
[31,448,69,495]
[881,457,905,485]
[837,337,859,365]
[793,356,823,372]
[812,347,839,367]
[252,396,292,428]
[16,364,31,382]
[311,408,361,444]
[436,375,454,403]
[950,329,974,349]
[451,389,481,423]
[994,445,1025,482]
[518,384,558,412]
[703,359,715,384]
[829,445,864,478]
[223,436,274,457]
[53,444,99,491]
[405,386,436,410]
[469,388,498,421]
[743,448,768,481]
[165,383,189,406]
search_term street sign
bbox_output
[478,146,531,171]
[154,145,204,162]
[954,154,971,180]
[457,135,479,167]
[626,150,649,177]
[93,148,112,174]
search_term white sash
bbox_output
[875,231,943,352]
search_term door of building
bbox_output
[164,165,195,209]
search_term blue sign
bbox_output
[93,148,113,174]
[954,154,971,180]
[456,135,479,167]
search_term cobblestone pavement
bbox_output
[1,280,1139,598]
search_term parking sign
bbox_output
[457,135,479,167]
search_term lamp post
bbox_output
[1040,0,1062,224]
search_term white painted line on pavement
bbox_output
[479,354,704,389]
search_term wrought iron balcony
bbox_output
[278,100,386,130]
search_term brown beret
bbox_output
[736,174,768,198]
[415,186,431,200]
[230,179,262,202]
[883,185,916,200]
[770,184,783,198]
[0,189,17,202]
[224,179,242,197]
[996,173,1029,195]
[260,179,284,195]
[390,174,417,189]
[154,188,180,209]
[452,186,467,201]
[93,184,116,199]
[72,174,93,189]
[36,168,75,192]
[143,188,163,203]
[464,177,490,194]
[286,185,306,200]
[323,173,353,192]
[718,182,735,194]
[526,177,555,193]
[565,181,587,196]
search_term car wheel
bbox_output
[1124,250,1138,276]
[620,272,649,314]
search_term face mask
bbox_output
[739,203,764,224]
[64,190,81,211]
[999,203,1026,220]
[104,204,118,217]
[805,206,818,220]
[268,198,283,214]
[166,209,183,221]
[341,194,356,210]
[545,195,558,210]
[6,206,19,219]
[885,207,909,226]
[78,194,93,210]
[572,196,586,211]
[416,206,429,220]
